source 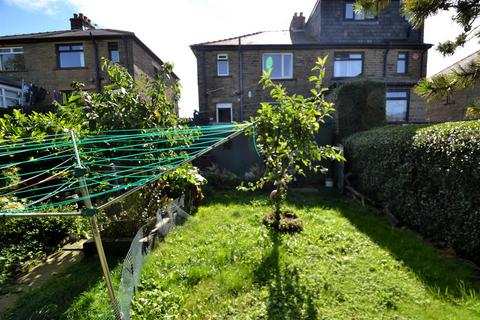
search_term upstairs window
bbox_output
[386,90,409,122]
[262,53,293,79]
[0,85,23,108]
[108,42,120,63]
[345,1,376,20]
[334,52,363,78]
[57,44,85,69]
[0,47,25,71]
[216,103,233,123]
[217,54,229,76]
[396,52,408,74]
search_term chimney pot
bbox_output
[70,13,95,30]
[290,11,306,31]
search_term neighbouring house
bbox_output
[190,0,432,177]
[191,0,431,125]
[0,13,178,112]
[426,50,480,122]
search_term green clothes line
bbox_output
[0,123,253,217]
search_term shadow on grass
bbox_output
[254,230,318,320]
[2,256,121,320]
[208,188,480,300]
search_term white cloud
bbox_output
[5,0,63,15]
[424,11,480,77]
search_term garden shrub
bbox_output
[335,79,386,140]
[0,212,87,289]
[344,120,480,262]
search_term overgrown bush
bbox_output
[0,213,87,289]
[344,120,480,262]
[335,79,386,140]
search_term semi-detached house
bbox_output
[0,13,178,112]
[191,0,432,125]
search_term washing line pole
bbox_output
[69,130,123,320]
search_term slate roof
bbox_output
[434,49,480,76]
[191,30,318,47]
[0,28,178,79]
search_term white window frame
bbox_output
[0,84,23,109]
[334,52,363,78]
[217,54,229,76]
[262,53,293,80]
[0,47,25,71]
[216,103,233,123]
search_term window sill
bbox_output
[56,67,88,70]
[0,70,27,73]
[215,75,232,78]
[332,76,362,81]
[271,78,296,81]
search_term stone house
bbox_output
[0,13,178,112]
[426,50,480,122]
[191,0,432,125]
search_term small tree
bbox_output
[241,57,345,232]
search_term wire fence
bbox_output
[118,196,189,320]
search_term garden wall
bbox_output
[343,121,480,263]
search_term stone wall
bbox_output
[195,47,426,122]
[427,83,480,122]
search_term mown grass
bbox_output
[130,189,480,319]
[3,189,480,319]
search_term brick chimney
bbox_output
[70,13,95,30]
[290,12,306,32]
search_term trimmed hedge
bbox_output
[335,79,386,139]
[344,121,480,262]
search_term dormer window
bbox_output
[345,1,376,20]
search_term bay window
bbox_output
[0,85,23,108]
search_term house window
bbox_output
[217,54,229,76]
[397,52,408,74]
[0,47,25,71]
[334,52,363,78]
[0,85,23,108]
[386,90,409,122]
[108,42,120,63]
[345,1,376,20]
[262,53,293,79]
[57,44,85,68]
[216,103,233,123]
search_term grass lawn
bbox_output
[3,189,480,319]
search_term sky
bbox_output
[0,0,479,117]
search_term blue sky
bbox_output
[1,0,479,117]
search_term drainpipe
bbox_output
[89,32,101,92]
[383,41,391,79]
[238,37,244,122]
[202,50,208,110]
[420,48,428,78]
[122,35,131,75]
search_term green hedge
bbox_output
[335,79,386,140]
[344,121,480,262]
